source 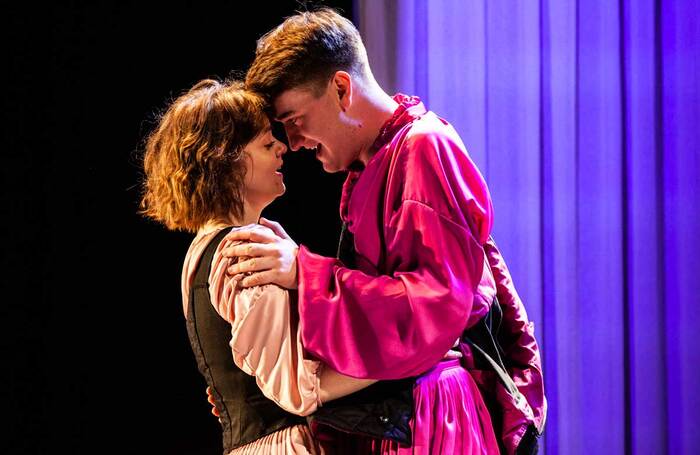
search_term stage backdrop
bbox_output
[356,0,699,453]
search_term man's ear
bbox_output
[332,71,353,111]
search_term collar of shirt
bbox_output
[339,94,426,223]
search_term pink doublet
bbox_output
[296,96,501,454]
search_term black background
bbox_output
[4,1,353,453]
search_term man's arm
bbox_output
[293,200,486,380]
[224,133,493,380]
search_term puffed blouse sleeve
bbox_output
[207,234,322,416]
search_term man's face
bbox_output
[273,77,358,173]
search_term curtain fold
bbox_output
[357,0,699,453]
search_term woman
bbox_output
[140,79,375,454]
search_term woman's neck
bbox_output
[238,198,264,225]
[199,199,265,235]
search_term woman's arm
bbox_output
[318,368,377,403]
[208,236,374,415]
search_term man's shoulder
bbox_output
[395,111,466,165]
[403,110,454,139]
[384,112,466,205]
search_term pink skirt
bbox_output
[372,359,500,454]
[324,359,500,454]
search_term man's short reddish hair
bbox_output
[245,7,369,101]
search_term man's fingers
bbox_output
[227,256,276,275]
[224,225,277,244]
[239,270,276,288]
[259,217,292,241]
[246,230,279,243]
[221,242,262,259]
[222,242,280,259]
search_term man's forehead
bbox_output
[272,87,316,120]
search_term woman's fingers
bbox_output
[442,349,463,360]
[206,387,220,417]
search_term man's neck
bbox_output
[355,87,400,166]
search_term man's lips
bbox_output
[302,143,325,161]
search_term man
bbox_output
[224,8,545,454]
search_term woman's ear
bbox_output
[332,71,353,112]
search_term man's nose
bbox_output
[284,124,304,152]
[277,140,288,156]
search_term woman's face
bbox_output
[242,121,288,208]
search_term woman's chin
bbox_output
[264,185,286,205]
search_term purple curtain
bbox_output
[356,0,699,453]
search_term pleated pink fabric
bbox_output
[368,360,499,455]
[227,424,323,455]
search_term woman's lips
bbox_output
[274,160,284,176]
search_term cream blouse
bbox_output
[181,227,324,454]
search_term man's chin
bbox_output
[320,160,342,173]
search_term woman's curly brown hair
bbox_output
[140,79,267,233]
